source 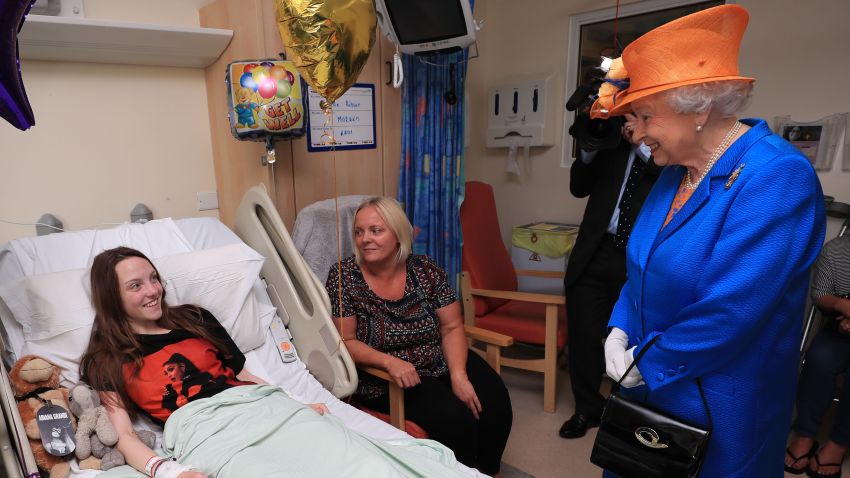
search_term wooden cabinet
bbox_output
[200,0,400,230]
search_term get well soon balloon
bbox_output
[275,0,376,104]
[226,59,305,141]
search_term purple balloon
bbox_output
[260,61,274,68]
[0,0,36,130]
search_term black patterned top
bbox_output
[326,255,457,398]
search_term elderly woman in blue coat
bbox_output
[589,5,826,477]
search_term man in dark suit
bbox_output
[559,117,659,438]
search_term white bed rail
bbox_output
[234,185,357,398]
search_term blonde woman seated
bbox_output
[80,247,479,478]
[326,197,513,477]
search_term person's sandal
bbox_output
[785,440,817,475]
[806,452,842,478]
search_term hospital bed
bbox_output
[0,186,485,478]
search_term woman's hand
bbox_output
[620,346,645,388]
[604,328,629,381]
[450,374,482,420]
[385,356,421,388]
[307,403,329,415]
[177,472,208,478]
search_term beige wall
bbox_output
[0,0,218,244]
[466,0,850,245]
[3,0,847,246]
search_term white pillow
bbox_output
[7,218,192,276]
[0,243,270,387]
[0,268,92,385]
[155,243,269,352]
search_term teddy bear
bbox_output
[69,383,156,471]
[9,355,76,478]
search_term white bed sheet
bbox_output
[0,217,484,478]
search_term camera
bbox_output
[566,77,624,152]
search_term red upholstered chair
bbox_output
[459,181,567,413]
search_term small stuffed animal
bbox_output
[76,428,155,471]
[69,383,157,471]
[9,355,76,478]
[69,383,121,469]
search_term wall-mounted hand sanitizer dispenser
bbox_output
[486,74,555,148]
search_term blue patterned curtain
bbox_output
[397,48,468,291]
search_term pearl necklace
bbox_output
[684,120,743,190]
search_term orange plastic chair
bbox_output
[460,181,567,413]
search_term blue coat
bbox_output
[607,119,825,477]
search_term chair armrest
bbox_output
[361,366,391,382]
[515,268,565,280]
[359,366,405,431]
[464,325,513,347]
[469,287,565,305]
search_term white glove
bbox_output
[604,327,629,381]
[619,346,645,388]
[156,461,200,478]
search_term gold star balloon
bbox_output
[275,0,376,104]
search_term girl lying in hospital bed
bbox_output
[79,246,471,478]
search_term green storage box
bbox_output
[510,222,579,294]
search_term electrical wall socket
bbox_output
[197,192,219,211]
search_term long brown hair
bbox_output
[79,247,229,419]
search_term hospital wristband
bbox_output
[144,456,165,477]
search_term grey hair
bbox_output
[664,81,753,117]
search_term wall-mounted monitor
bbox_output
[375,0,476,55]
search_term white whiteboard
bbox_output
[306,83,376,152]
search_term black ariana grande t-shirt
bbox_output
[124,308,253,424]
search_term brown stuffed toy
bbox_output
[9,355,76,478]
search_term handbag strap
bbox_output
[617,334,713,430]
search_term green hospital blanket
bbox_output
[100,384,470,478]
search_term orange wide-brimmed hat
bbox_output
[590,4,755,119]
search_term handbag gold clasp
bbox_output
[635,426,669,449]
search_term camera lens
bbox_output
[569,114,623,151]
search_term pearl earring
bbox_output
[696,124,704,132]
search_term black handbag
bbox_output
[590,335,712,478]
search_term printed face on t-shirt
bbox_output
[126,337,242,422]
[163,362,185,382]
